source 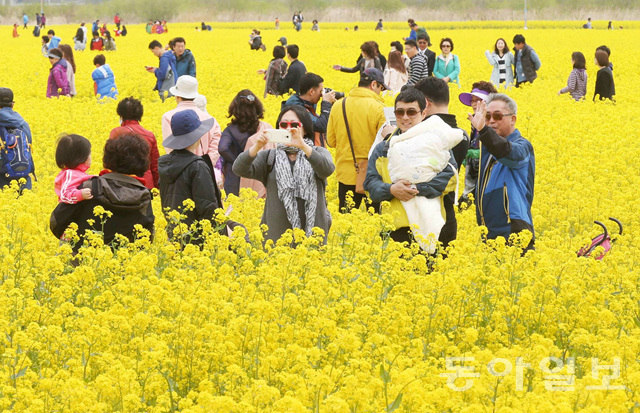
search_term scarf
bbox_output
[273,138,317,236]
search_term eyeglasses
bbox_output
[485,112,514,121]
[441,44,451,48]
[279,121,301,129]
[394,108,421,117]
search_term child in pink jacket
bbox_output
[54,134,93,204]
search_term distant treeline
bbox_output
[0,0,637,23]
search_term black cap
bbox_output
[0,88,13,107]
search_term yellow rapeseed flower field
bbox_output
[1,20,640,411]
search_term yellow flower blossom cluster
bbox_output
[0,21,639,411]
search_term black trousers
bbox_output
[338,182,380,213]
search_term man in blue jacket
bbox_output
[0,88,34,191]
[471,93,535,251]
[148,40,177,102]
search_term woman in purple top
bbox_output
[46,48,70,98]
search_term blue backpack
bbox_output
[0,126,34,180]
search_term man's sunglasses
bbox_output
[394,108,421,117]
[279,121,301,129]
[485,112,514,121]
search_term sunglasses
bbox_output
[279,121,301,129]
[441,44,452,48]
[485,112,514,121]
[394,108,421,117]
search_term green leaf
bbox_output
[11,367,26,380]
[379,364,390,384]
[387,393,403,412]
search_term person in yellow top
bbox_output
[327,68,386,212]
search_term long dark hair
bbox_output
[227,89,264,134]
[494,38,508,55]
[572,51,586,69]
[58,44,76,73]
[276,105,314,140]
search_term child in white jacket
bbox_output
[387,115,463,253]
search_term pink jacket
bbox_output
[162,101,222,183]
[47,61,70,98]
[55,164,92,204]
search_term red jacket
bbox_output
[109,120,160,189]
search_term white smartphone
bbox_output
[265,129,291,144]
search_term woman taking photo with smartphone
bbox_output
[233,105,335,244]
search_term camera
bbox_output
[323,88,345,100]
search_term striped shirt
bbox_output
[407,53,428,86]
[497,55,507,83]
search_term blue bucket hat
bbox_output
[163,110,214,150]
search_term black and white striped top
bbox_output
[497,55,507,83]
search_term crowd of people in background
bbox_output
[0,15,621,259]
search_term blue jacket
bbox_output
[175,49,196,78]
[48,36,61,50]
[475,126,534,240]
[155,51,177,90]
[92,64,118,99]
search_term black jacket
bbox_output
[278,59,307,95]
[593,66,615,101]
[159,150,222,225]
[50,173,154,252]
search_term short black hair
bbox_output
[286,44,299,59]
[596,45,611,56]
[148,40,162,49]
[299,73,324,95]
[103,134,149,176]
[390,41,403,53]
[117,97,144,122]
[273,45,285,59]
[173,36,185,44]
[277,105,314,141]
[56,134,91,169]
[92,31,99,37]
[415,77,450,105]
[395,87,426,111]
[513,34,525,44]
[404,39,417,48]
[93,54,106,66]
[47,29,55,35]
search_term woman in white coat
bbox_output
[484,38,514,88]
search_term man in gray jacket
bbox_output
[512,34,541,87]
